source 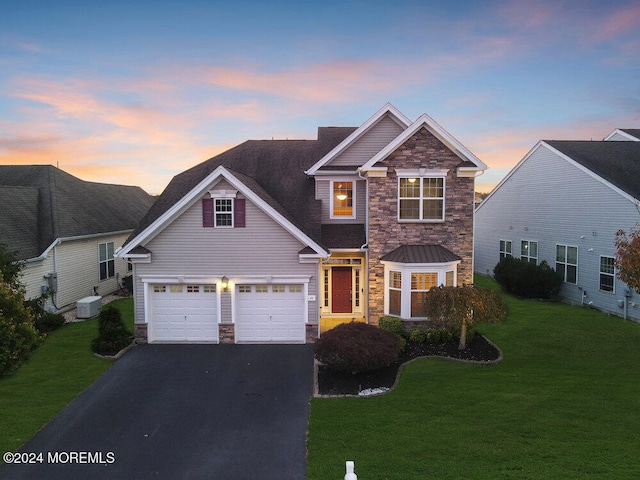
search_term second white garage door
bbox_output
[235,284,305,343]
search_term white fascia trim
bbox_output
[299,253,325,263]
[380,259,461,269]
[362,113,487,171]
[543,142,640,205]
[604,129,640,142]
[305,103,411,175]
[119,165,329,257]
[141,275,223,284]
[358,167,388,177]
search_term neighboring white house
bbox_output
[475,129,640,321]
[0,165,155,311]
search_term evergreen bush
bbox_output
[494,257,562,299]
[91,305,132,355]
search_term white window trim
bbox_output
[556,244,578,284]
[214,198,234,228]
[599,255,616,294]
[382,261,459,319]
[520,240,538,265]
[329,180,356,220]
[499,239,512,259]
[397,171,446,223]
[98,241,115,281]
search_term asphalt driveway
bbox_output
[0,344,314,480]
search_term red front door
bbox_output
[332,267,352,313]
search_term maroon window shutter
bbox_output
[202,198,214,227]
[234,198,246,227]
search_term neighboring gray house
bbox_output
[118,104,487,344]
[0,165,155,311]
[475,129,640,321]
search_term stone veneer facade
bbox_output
[367,127,476,324]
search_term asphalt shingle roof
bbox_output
[621,129,640,140]
[545,140,640,200]
[0,165,156,260]
[127,127,358,247]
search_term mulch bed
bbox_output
[316,333,501,396]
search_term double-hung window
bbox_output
[499,240,512,259]
[410,273,438,317]
[556,245,578,284]
[398,176,445,221]
[521,240,538,264]
[99,242,115,281]
[599,256,615,292]
[331,181,355,218]
[389,271,402,316]
[215,198,233,227]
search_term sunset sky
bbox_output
[1,0,638,194]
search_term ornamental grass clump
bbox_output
[314,321,401,373]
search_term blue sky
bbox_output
[1,0,638,194]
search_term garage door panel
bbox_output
[235,284,305,343]
[150,285,218,343]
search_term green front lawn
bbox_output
[0,298,134,455]
[307,276,640,479]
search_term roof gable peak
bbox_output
[305,103,412,175]
[360,113,487,172]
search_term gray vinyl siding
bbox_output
[315,178,366,223]
[20,232,130,310]
[134,191,318,324]
[329,114,405,166]
[607,132,638,141]
[475,143,640,320]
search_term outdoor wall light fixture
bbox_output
[220,276,229,291]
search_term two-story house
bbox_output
[118,104,486,344]
[474,128,640,321]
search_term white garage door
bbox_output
[150,284,218,343]
[235,284,305,343]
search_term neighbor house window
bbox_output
[556,245,578,284]
[331,181,355,218]
[599,256,615,292]
[99,242,115,281]
[411,273,438,317]
[215,198,233,227]
[398,177,444,221]
[389,271,402,316]
[521,240,538,264]
[500,240,512,259]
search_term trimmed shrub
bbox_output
[25,297,66,334]
[494,257,562,299]
[91,305,132,355]
[378,316,404,337]
[314,321,401,373]
[378,315,406,350]
[409,327,455,345]
[0,277,41,375]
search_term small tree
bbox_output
[422,285,507,350]
[0,273,41,375]
[0,243,24,290]
[615,226,640,293]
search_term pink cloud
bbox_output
[201,59,409,102]
[593,4,640,42]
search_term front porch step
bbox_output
[320,317,366,334]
